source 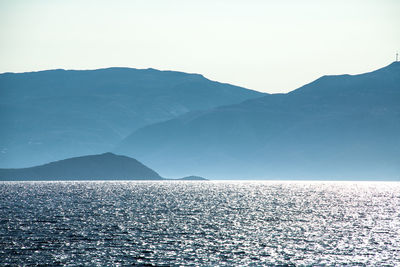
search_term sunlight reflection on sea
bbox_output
[1,181,399,265]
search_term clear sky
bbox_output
[0,0,399,93]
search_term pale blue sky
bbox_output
[0,0,399,93]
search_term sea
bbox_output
[1,181,399,266]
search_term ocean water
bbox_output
[1,181,399,266]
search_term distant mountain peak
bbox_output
[289,61,400,96]
[366,61,400,75]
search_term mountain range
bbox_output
[1,63,399,180]
[0,68,262,168]
[116,62,400,180]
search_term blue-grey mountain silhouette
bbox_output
[178,175,208,181]
[0,152,162,180]
[0,68,263,168]
[116,62,400,180]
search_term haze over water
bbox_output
[1,181,399,266]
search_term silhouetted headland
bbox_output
[0,152,209,181]
[0,153,162,181]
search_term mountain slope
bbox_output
[0,67,263,167]
[116,62,400,180]
[0,152,162,180]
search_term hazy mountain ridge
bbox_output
[0,67,263,168]
[116,62,400,180]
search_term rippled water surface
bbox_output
[1,181,400,266]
